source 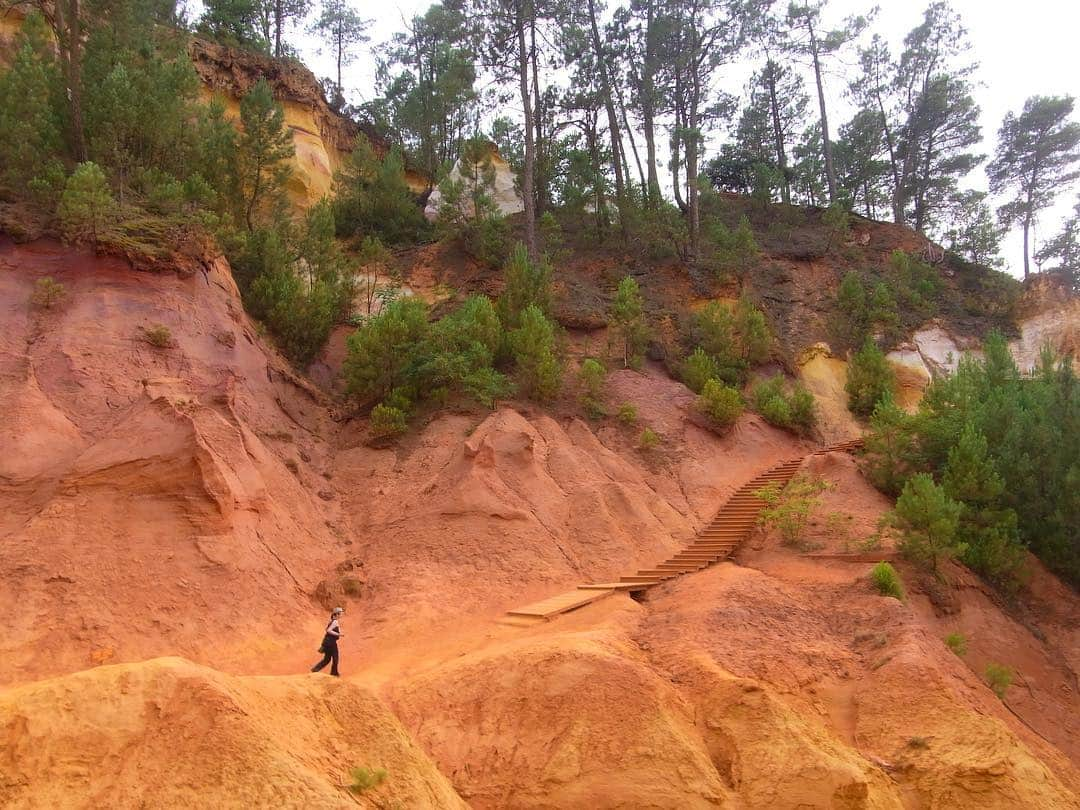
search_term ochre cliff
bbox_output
[189,39,429,211]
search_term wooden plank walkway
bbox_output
[502,439,864,622]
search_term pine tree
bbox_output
[236,79,294,230]
[578,357,606,417]
[785,0,869,204]
[892,2,981,231]
[198,0,267,50]
[310,0,369,102]
[845,337,894,417]
[196,98,241,218]
[0,13,64,197]
[894,473,964,574]
[830,272,868,350]
[58,162,116,246]
[942,423,1025,586]
[942,190,1004,268]
[988,95,1080,278]
[372,3,477,192]
[510,304,562,400]
[609,276,648,368]
[1035,196,1080,291]
[344,297,431,402]
[497,243,552,330]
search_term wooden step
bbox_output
[579,582,653,592]
[507,588,613,619]
[621,574,670,583]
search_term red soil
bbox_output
[1,237,1077,808]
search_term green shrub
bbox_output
[688,301,736,361]
[30,277,66,308]
[334,137,429,245]
[471,215,511,268]
[945,632,967,657]
[639,427,660,450]
[830,272,868,350]
[369,404,408,439]
[760,394,793,428]
[497,243,552,330]
[681,298,769,389]
[822,202,850,247]
[705,215,759,277]
[868,281,901,344]
[751,374,816,434]
[538,210,564,259]
[237,218,352,365]
[424,294,511,406]
[609,276,649,368]
[756,474,832,547]
[58,162,116,246]
[623,196,688,260]
[681,347,720,394]
[142,324,172,348]
[347,766,388,794]
[870,562,906,600]
[509,304,562,400]
[617,403,638,424]
[846,337,895,417]
[984,663,1013,699]
[579,358,606,418]
[734,296,771,365]
[888,250,942,324]
[893,473,965,575]
[345,297,431,402]
[789,385,816,430]
[697,378,743,432]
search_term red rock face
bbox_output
[0,237,342,683]
[2,237,1078,807]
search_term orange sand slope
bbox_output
[0,657,466,809]
[1,237,1079,809]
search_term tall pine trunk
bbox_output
[642,0,660,208]
[515,0,537,259]
[808,23,837,204]
[686,74,701,258]
[274,0,283,57]
[586,0,626,231]
[56,0,87,162]
[615,78,647,193]
[529,17,546,216]
[764,60,790,205]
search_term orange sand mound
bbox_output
[0,657,466,809]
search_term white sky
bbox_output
[283,0,1080,278]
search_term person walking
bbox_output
[311,606,344,676]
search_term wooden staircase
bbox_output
[504,439,863,623]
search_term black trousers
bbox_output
[311,642,339,676]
